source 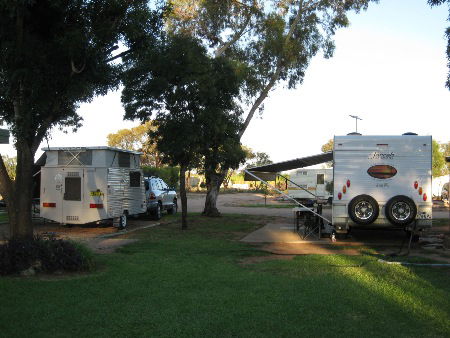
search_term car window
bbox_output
[150,179,158,190]
[160,180,168,190]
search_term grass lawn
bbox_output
[1,214,449,337]
[0,210,8,223]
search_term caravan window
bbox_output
[64,177,81,201]
[118,153,130,167]
[58,150,92,165]
[129,172,141,187]
[317,174,324,184]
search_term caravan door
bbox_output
[315,173,326,198]
[62,168,84,223]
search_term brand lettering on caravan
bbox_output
[368,152,395,160]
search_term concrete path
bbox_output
[240,223,305,243]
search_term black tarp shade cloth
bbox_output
[246,152,333,175]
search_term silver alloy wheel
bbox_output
[354,201,374,220]
[391,201,411,221]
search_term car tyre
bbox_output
[385,195,417,226]
[348,194,379,225]
[168,200,177,215]
[152,203,162,220]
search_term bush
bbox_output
[0,237,95,276]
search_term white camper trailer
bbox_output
[40,147,146,228]
[245,134,433,238]
[332,135,432,233]
[287,168,332,203]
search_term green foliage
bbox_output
[432,140,448,177]
[0,0,158,146]
[122,34,246,172]
[321,138,334,168]
[1,155,16,180]
[0,237,95,275]
[245,149,273,168]
[107,121,162,167]
[142,166,180,189]
[166,1,376,133]
[321,139,334,153]
[428,0,450,89]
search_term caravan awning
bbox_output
[247,152,333,173]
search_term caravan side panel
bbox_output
[106,168,146,218]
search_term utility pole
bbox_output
[349,115,362,133]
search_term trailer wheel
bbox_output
[385,195,417,226]
[118,214,127,230]
[167,199,177,215]
[348,195,379,225]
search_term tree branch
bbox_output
[214,13,251,58]
[239,0,305,137]
[105,49,132,63]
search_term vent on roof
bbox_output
[347,132,362,135]
[402,132,418,135]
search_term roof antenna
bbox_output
[349,115,362,133]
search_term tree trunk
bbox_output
[179,165,188,230]
[0,141,34,240]
[202,170,227,217]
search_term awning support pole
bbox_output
[244,170,332,224]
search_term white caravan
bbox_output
[40,147,146,228]
[246,134,433,236]
[287,168,332,203]
[332,135,432,233]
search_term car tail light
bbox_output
[90,204,104,208]
[423,193,427,201]
[414,181,418,189]
[346,179,350,188]
[43,202,56,207]
[418,187,423,195]
[342,186,347,194]
[338,192,342,200]
[149,193,156,200]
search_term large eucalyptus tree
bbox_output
[167,0,376,216]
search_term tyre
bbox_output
[348,194,379,225]
[152,203,162,220]
[168,199,177,215]
[385,195,417,226]
[118,214,127,230]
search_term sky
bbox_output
[1,0,449,163]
